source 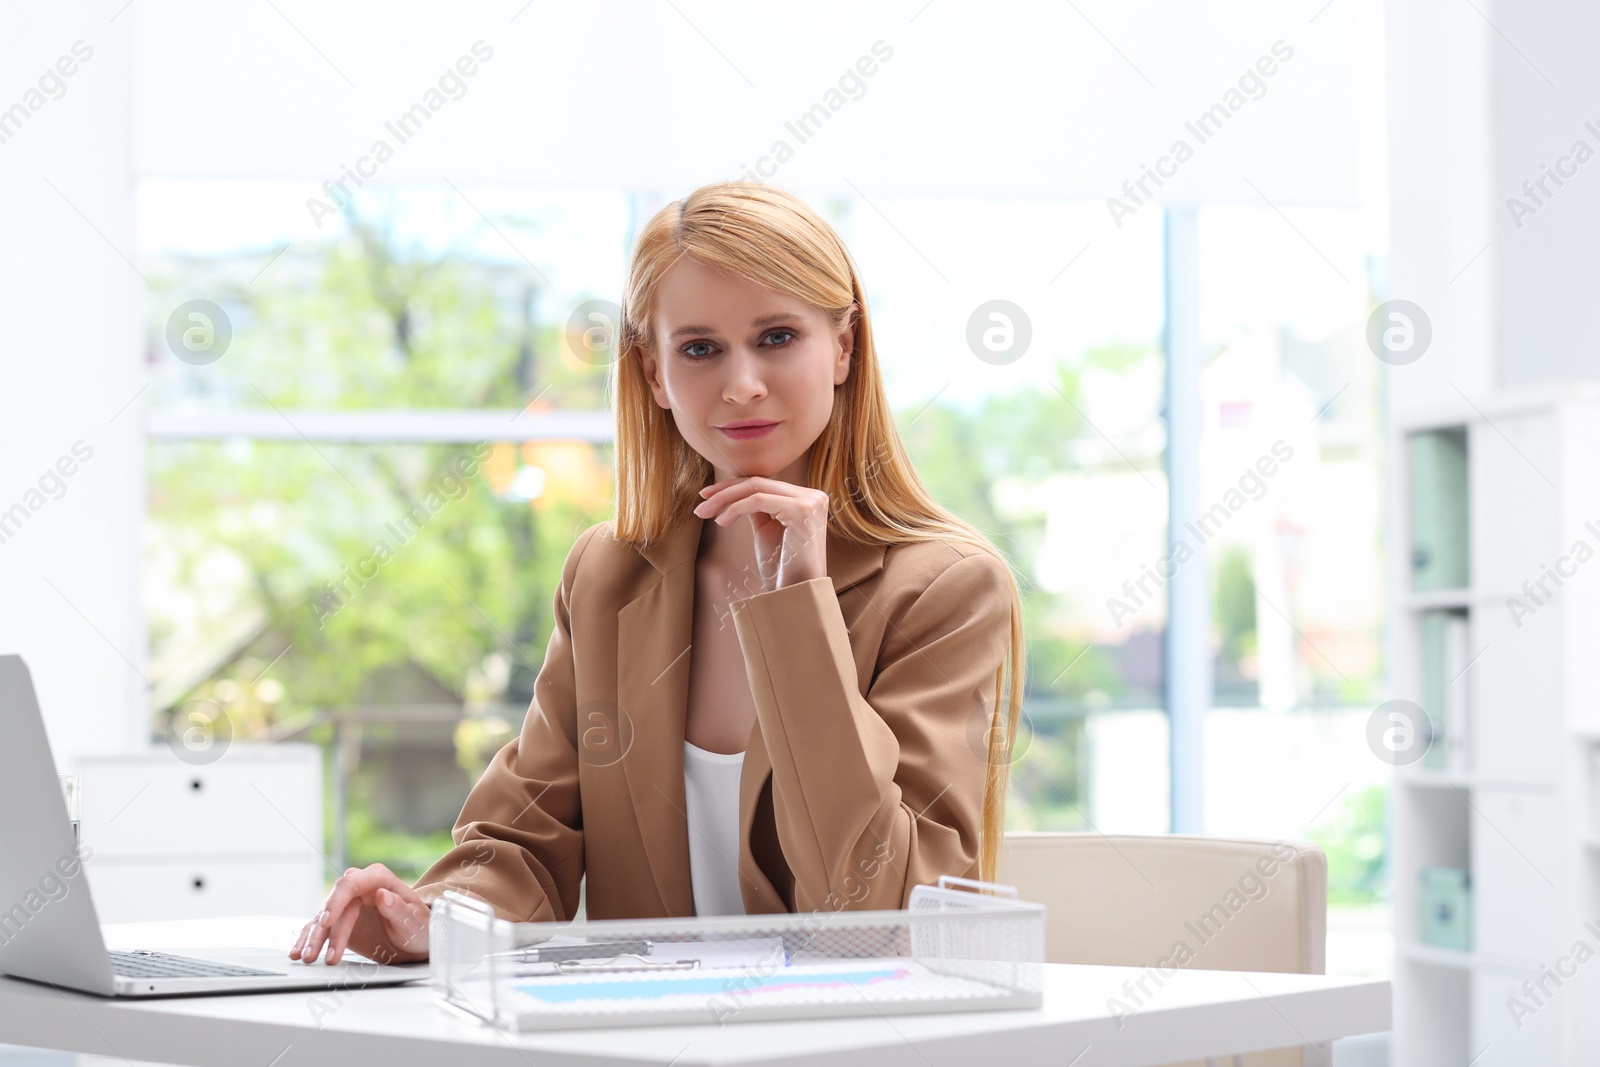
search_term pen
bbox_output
[489,939,653,965]
[512,955,701,976]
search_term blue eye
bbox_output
[678,328,797,362]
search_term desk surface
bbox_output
[0,916,1390,1067]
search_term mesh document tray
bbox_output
[431,875,1045,1031]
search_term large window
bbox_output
[833,195,1169,836]
[139,182,1389,958]
[140,181,1174,873]
[142,181,626,876]
[1195,203,1389,975]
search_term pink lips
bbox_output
[718,421,779,440]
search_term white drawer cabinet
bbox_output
[76,755,319,857]
[71,745,325,922]
[85,858,323,924]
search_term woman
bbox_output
[289,181,1026,967]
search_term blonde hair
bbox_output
[609,181,1026,886]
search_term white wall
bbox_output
[1487,2,1600,387]
[0,1,143,760]
[1384,0,1600,409]
[131,0,1362,205]
[1381,0,1497,414]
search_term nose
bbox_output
[721,346,767,404]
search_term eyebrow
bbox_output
[667,313,799,341]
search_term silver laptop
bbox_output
[0,653,428,996]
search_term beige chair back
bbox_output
[998,831,1329,1067]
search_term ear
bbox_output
[833,304,858,387]
[639,349,671,409]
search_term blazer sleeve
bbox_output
[728,549,1013,912]
[410,523,602,923]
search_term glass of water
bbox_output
[58,773,81,847]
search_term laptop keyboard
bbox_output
[109,950,279,979]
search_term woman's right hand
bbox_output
[289,863,431,966]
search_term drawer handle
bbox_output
[192,876,206,891]
[190,778,203,792]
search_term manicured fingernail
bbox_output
[319,909,330,924]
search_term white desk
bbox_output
[0,917,1390,1066]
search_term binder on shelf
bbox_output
[1419,611,1447,769]
[1441,613,1471,772]
[1419,866,1471,952]
[1417,609,1470,772]
[1409,429,1470,591]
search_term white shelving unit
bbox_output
[1388,382,1600,1066]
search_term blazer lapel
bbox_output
[616,505,889,916]
[616,509,700,917]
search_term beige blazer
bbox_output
[411,507,1013,921]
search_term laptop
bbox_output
[0,653,428,996]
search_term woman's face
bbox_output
[642,256,854,485]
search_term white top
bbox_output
[682,739,747,917]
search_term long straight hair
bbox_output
[608,181,1026,886]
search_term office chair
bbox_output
[998,831,1331,1067]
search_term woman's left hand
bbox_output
[694,477,830,591]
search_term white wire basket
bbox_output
[430,875,1045,1031]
